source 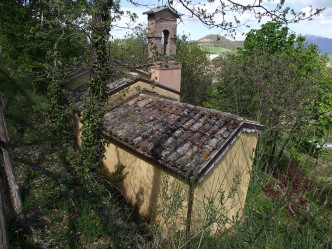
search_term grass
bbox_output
[196,159,332,249]
[200,45,234,54]
[312,149,332,190]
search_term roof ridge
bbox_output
[143,5,180,17]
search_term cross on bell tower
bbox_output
[143,6,180,58]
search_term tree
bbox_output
[0,0,124,172]
[110,32,213,106]
[0,0,88,92]
[176,36,213,106]
[1,0,326,172]
[308,66,332,151]
[239,20,298,55]
[205,20,326,171]
[80,0,121,172]
[110,25,148,67]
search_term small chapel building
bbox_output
[66,5,263,235]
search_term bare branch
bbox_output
[141,0,326,36]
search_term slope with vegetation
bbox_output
[204,21,332,247]
[197,34,243,50]
[0,65,154,248]
[0,0,331,248]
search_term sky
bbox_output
[112,0,332,41]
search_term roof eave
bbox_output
[194,121,263,182]
[143,6,180,18]
[102,131,192,183]
[102,120,263,184]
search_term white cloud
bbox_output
[291,0,332,8]
[320,19,332,25]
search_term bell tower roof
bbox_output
[143,6,180,18]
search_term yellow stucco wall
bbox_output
[103,142,188,232]
[191,132,258,234]
[108,80,180,103]
[64,70,180,101]
[64,70,90,90]
[75,114,258,235]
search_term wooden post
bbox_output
[0,174,9,249]
[0,93,22,216]
[0,95,9,143]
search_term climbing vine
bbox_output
[80,0,120,173]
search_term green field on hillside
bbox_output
[327,54,332,61]
[200,45,234,54]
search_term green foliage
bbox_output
[110,26,148,67]
[46,78,73,143]
[176,36,213,106]
[108,164,127,183]
[308,67,332,149]
[80,23,109,172]
[79,0,123,173]
[2,2,331,248]
[0,72,143,248]
[80,82,108,172]
[0,1,88,92]
[205,20,327,171]
[239,20,297,55]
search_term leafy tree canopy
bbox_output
[176,36,213,105]
[239,20,298,55]
[205,20,328,171]
[110,25,148,67]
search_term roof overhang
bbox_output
[102,118,263,184]
[143,6,180,18]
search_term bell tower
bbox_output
[143,6,179,58]
[143,6,182,93]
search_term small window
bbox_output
[162,30,170,55]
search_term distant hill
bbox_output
[197,34,243,51]
[197,34,332,56]
[305,35,332,55]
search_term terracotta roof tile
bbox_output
[183,119,196,129]
[168,151,180,164]
[176,142,192,156]
[190,121,203,132]
[188,132,204,145]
